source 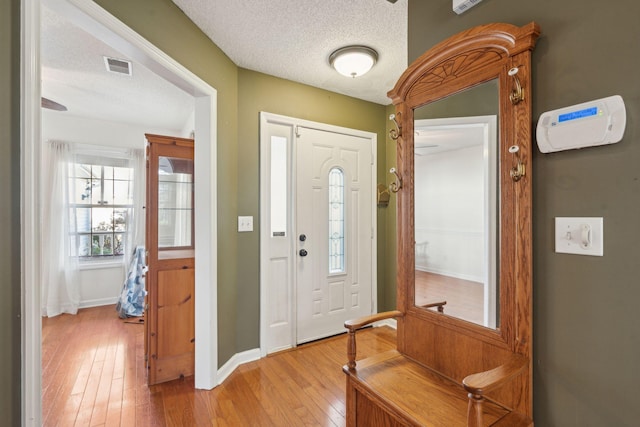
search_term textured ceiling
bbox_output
[171,0,408,105]
[40,0,407,131]
[41,5,194,130]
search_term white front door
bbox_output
[260,113,376,354]
[295,126,373,344]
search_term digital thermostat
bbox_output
[536,95,626,153]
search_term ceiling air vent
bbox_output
[103,56,133,76]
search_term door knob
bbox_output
[299,249,308,257]
[299,234,307,242]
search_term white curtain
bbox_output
[123,148,146,268]
[41,141,80,317]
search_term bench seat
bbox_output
[344,350,531,427]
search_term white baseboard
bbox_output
[79,297,118,309]
[217,348,261,385]
[374,318,397,329]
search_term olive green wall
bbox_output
[236,69,390,351]
[91,1,394,362]
[93,0,241,365]
[408,0,640,425]
[0,0,22,423]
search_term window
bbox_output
[69,156,134,260]
[270,136,288,237]
[328,167,345,273]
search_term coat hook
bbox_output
[508,67,524,105]
[389,112,402,140]
[389,167,403,192]
[509,145,525,181]
[377,183,390,207]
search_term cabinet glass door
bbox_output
[158,156,194,249]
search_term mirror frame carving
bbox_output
[388,22,540,415]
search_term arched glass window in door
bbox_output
[329,167,345,274]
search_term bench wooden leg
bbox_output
[467,393,484,427]
[347,329,357,370]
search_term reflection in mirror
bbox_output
[413,79,500,329]
[158,156,194,248]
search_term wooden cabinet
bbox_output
[145,133,195,385]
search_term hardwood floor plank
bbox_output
[70,347,97,396]
[75,358,104,425]
[212,394,246,426]
[92,335,120,425]
[43,305,396,426]
[104,377,123,427]
[190,388,216,427]
[235,364,291,426]
[42,338,84,425]
[56,393,84,427]
[118,386,136,426]
[162,379,199,426]
[277,352,344,424]
[261,357,316,425]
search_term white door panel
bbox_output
[260,113,376,354]
[296,127,373,343]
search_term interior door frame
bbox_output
[259,112,377,357]
[21,0,218,424]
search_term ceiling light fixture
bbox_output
[329,46,378,78]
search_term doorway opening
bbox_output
[22,0,218,424]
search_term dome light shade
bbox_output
[329,46,378,78]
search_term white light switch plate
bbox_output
[555,217,603,256]
[238,216,253,232]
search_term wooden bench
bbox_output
[343,22,540,427]
[343,312,532,427]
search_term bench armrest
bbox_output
[463,354,528,427]
[420,300,447,313]
[344,310,403,332]
[345,310,403,370]
[462,353,528,395]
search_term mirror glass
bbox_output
[413,79,500,329]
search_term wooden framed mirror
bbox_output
[388,22,540,417]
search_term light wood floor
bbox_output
[42,305,396,426]
[415,270,484,325]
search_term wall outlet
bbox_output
[238,216,253,232]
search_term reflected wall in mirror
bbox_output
[413,80,500,329]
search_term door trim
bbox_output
[259,112,377,357]
[21,0,218,423]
